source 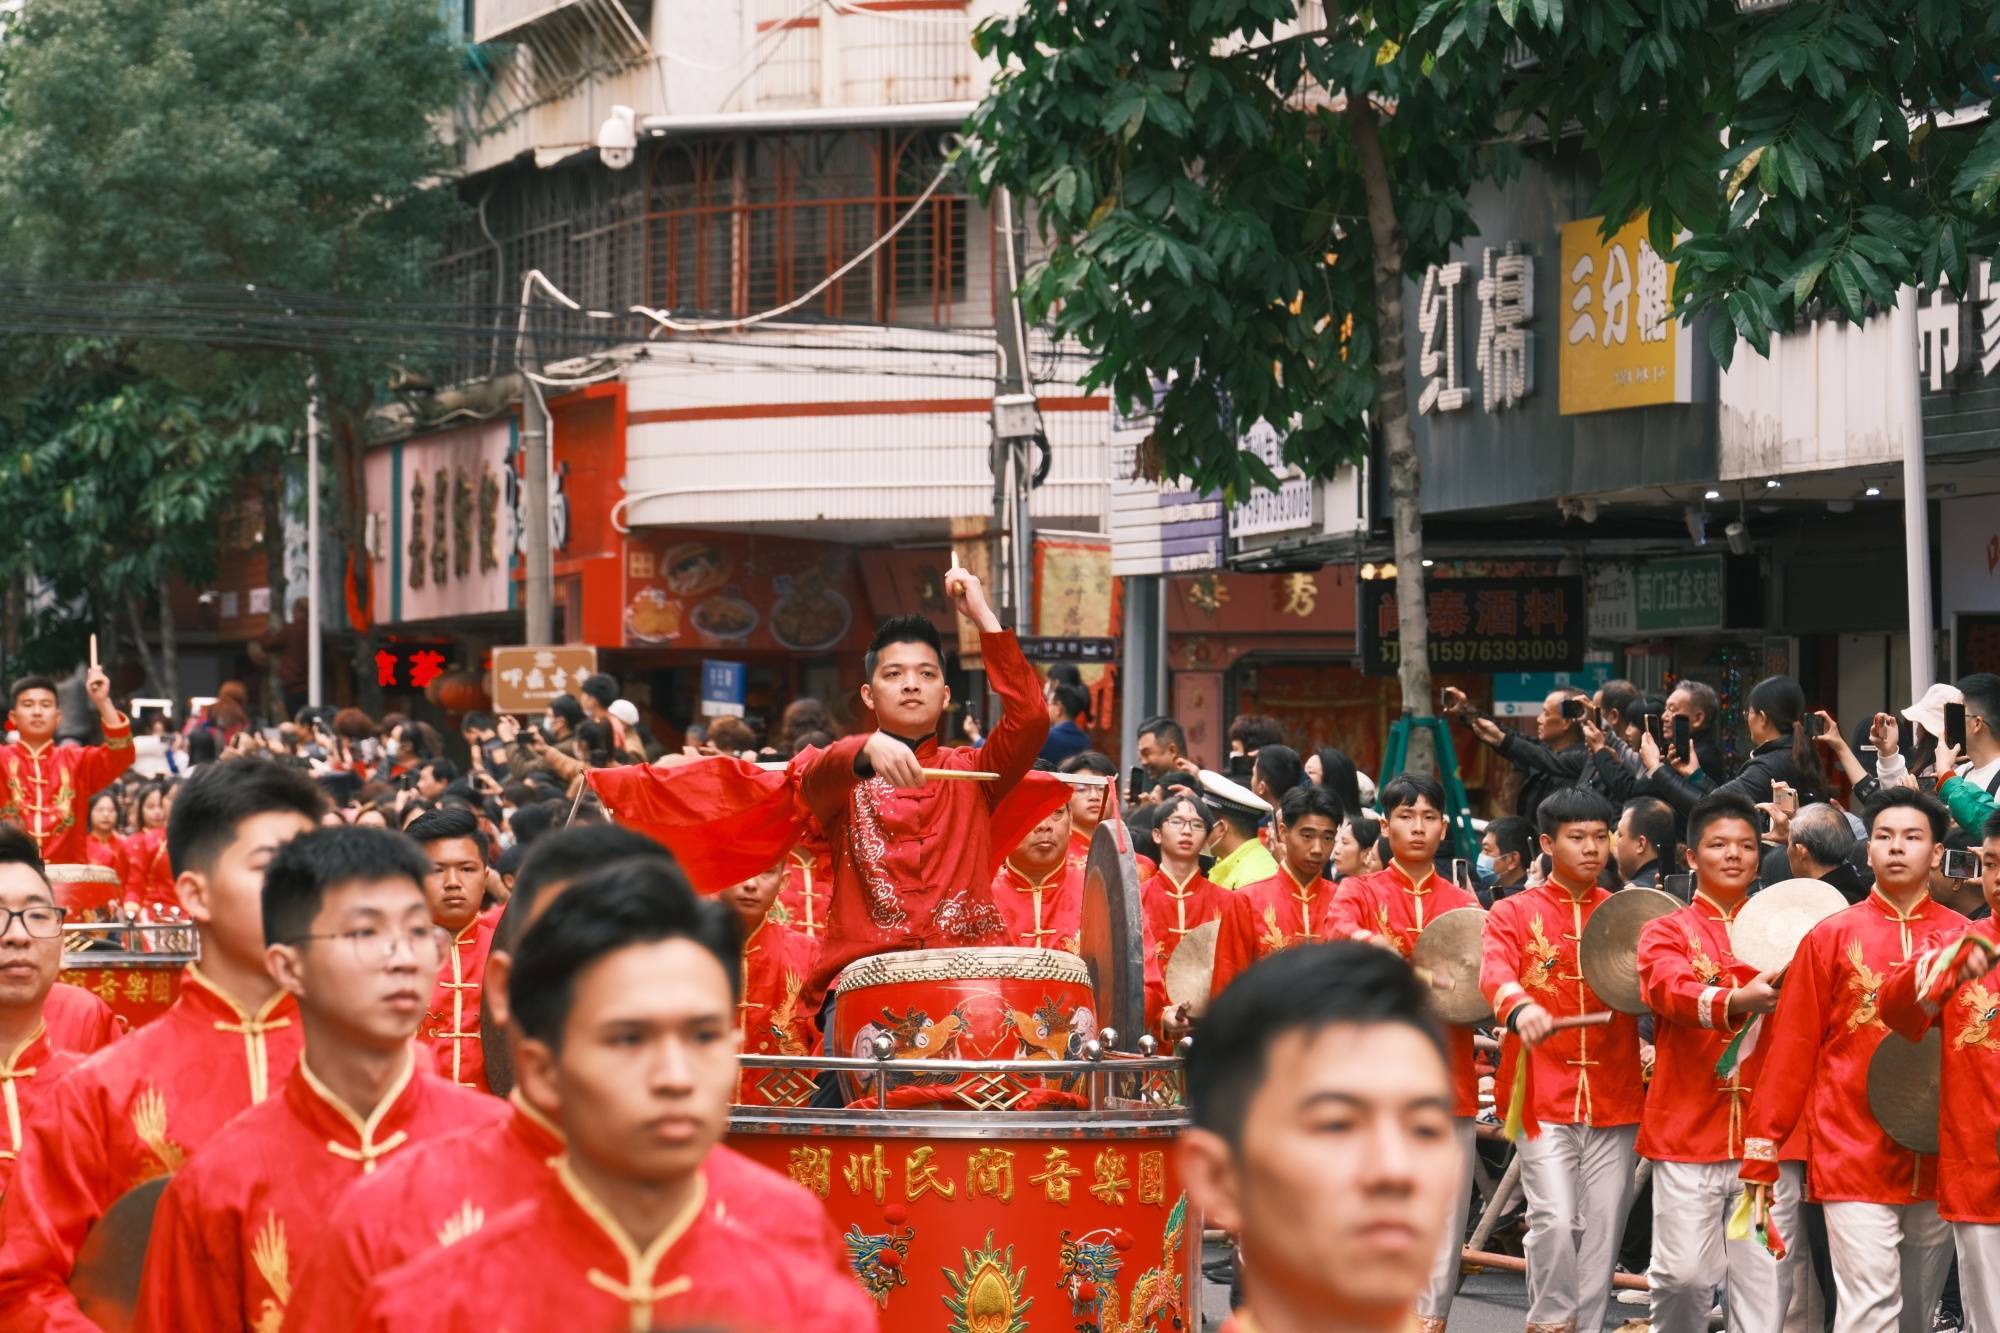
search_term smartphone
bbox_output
[1900,717,1916,755]
[1225,752,1254,780]
[1451,858,1471,889]
[1944,847,1980,881]
[1645,713,1665,745]
[1126,766,1147,804]
[1802,712,1826,740]
[1671,713,1692,763]
[1662,872,1694,901]
[1560,697,1587,721]
[1946,701,1968,752]
[1772,781,1798,816]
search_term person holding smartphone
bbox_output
[1925,676,2000,839]
[1646,675,1827,821]
[1441,684,1595,825]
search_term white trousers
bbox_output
[1953,1222,2000,1333]
[1648,1159,1802,1333]
[1518,1122,1639,1332]
[1417,1118,1477,1324]
[1822,1200,1953,1333]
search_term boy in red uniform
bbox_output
[1636,791,1794,1333]
[1060,750,1119,869]
[992,802,1085,951]
[408,806,498,1090]
[0,826,100,1190]
[0,759,324,1329]
[134,826,507,1332]
[1321,774,1481,1333]
[358,858,880,1331]
[1185,942,1463,1333]
[721,860,820,1103]
[1140,790,1228,970]
[1211,784,1343,997]
[1880,806,2000,1333]
[1,669,134,866]
[1480,786,1644,1333]
[284,824,668,1333]
[1740,787,1965,1333]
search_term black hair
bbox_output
[1680,791,1750,856]
[1792,803,1859,869]
[1059,750,1117,778]
[1050,681,1090,722]
[1379,773,1445,817]
[186,729,221,766]
[1535,785,1618,838]
[509,799,566,849]
[1959,673,2000,734]
[405,806,489,863]
[547,694,584,728]
[580,673,620,708]
[464,711,496,733]
[1189,941,1444,1146]
[0,823,46,877]
[7,675,56,709]
[1311,746,1364,817]
[1227,714,1285,753]
[1154,789,1215,832]
[1347,813,1381,847]
[422,758,461,785]
[1863,786,1950,841]
[1253,744,1305,802]
[509,857,741,1051]
[1278,783,1343,827]
[167,759,327,878]
[1137,716,1186,753]
[1486,815,1534,866]
[496,824,671,953]
[1747,675,1825,791]
[263,825,431,948]
[864,614,944,677]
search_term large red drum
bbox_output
[55,961,182,1029]
[46,864,123,923]
[826,948,1099,1108]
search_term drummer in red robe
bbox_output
[1635,791,1794,1333]
[1140,788,1228,970]
[285,824,669,1333]
[1880,806,2000,1333]
[0,668,134,866]
[134,826,507,1332]
[720,860,820,1104]
[1479,786,1645,1333]
[0,827,102,1190]
[408,807,499,1090]
[358,858,879,1331]
[1740,788,1965,1333]
[1320,774,1481,1333]
[0,760,324,1328]
[1210,785,1343,998]
[992,801,1085,951]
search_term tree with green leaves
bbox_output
[969,0,2000,732]
[0,0,464,673]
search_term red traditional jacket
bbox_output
[989,859,1085,953]
[43,981,121,1053]
[736,916,822,1106]
[1741,890,1965,1203]
[1140,866,1229,970]
[1322,862,1482,1118]
[1480,878,1645,1128]
[0,1026,82,1193]
[82,832,128,889]
[0,719,134,865]
[133,1053,507,1333]
[1211,865,1337,999]
[358,1149,881,1333]
[1636,891,1791,1163]
[420,907,500,1092]
[775,842,831,940]
[796,630,1048,1008]
[0,965,301,1331]
[285,1093,564,1333]
[1879,916,2000,1222]
[117,827,173,912]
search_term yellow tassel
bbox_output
[1501,1052,1530,1142]
[1726,1188,1756,1243]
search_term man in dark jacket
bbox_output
[1782,802,1872,903]
[1663,680,1730,785]
[1614,796,1675,890]
[1447,685,1594,824]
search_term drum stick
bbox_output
[88,635,98,672]
[1550,1012,1615,1031]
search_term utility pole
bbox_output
[523,383,553,645]
[1898,287,1934,694]
[305,387,323,707]
[993,186,1038,635]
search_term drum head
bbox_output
[1078,819,1144,1044]
[71,1175,167,1333]
[1867,1028,1941,1155]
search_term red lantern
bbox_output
[426,670,490,714]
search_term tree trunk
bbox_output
[260,462,290,717]
[125,596,162,696]
[1349,99,1437,772]
[158,572,180,718]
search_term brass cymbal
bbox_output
[1410,908,1493,1026]
[71,1174,166,1331]
[1164,918,1221,1015]
[1579,888,1682,1015]
[1868,1028,1941,1155]
[1734,878,1850,974]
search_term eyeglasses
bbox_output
[289,925,449,966]
[0,906,65,939]
[1159,817,1208,833]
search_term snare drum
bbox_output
[827,947,1098,1106]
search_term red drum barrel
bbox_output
[46,863,123,923]
[59,923,196,1029]
[826,947,1099,1108]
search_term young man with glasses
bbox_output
[134,826,506,1332]
[1142,790,1228,972]
[0,760,323,1326]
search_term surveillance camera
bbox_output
[1725,519,1750,556]
[597,105,637,171]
